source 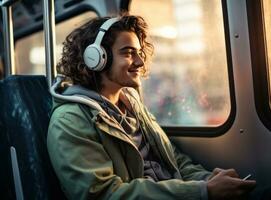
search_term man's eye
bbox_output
[124,50,134,56]
[122,49,143,57]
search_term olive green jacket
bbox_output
[47,87,211,200]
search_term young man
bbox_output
[47,14,256,200]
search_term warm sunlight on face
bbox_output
[102,31,144,91]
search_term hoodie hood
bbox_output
[50,76,133,119]
[50,77,105,114]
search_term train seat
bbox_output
[0,75,66,200]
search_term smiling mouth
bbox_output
[128,69,141,73]
[128,71,141,77]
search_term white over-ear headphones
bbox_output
[83,17,119,71]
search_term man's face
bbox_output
[101,31,144,90]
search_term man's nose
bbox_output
[134,53,144,67]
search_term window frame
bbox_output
[246,0,271,131]
[14,3,98,41]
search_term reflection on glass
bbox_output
[130,0,230,127]
[262,0,271,102]
[15,12,96,75]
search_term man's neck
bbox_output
[100,87,121,106]
[100,86,134,115]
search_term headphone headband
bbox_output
[94,17,119,45]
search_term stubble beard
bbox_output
[106,70,141,89]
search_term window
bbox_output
[15,11,97,75]
[130,0,231,127]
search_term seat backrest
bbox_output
[0,75,66,200]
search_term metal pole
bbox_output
[43,0,56,87]
[2,5,15,77]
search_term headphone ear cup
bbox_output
[83,44,107,71]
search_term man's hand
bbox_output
[207,168,256,200]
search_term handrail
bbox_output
[1,3,16,77]
[43,0,56,87]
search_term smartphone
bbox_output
[242,174,252,180]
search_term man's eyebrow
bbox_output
[119,46,139,51]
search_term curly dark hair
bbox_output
[57,14,154,91]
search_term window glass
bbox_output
[130,0,230,126]
[262,0,271,101]
[15,11,96,75]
